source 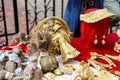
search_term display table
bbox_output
[71,33,120,73]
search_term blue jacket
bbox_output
[64,0,104,37]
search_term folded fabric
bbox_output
[64,0,104,37]
[80,8,115,48]
[71,33,120,73]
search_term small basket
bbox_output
[29,16,72,54]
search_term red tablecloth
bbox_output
[71,33,120,73]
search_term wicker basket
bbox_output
[29,16,72,54]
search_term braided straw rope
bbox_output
[29,16,71,43]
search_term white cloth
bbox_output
[0,51,9,61]
[15,67,23,75]
[8,53,19,62]
[5,72,10,79]
[42,55,106,80]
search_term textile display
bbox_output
[71,32,120,73]
[80,8,115,48]
[64,0,104,37]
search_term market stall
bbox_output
[0,8,120,80]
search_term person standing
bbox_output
[104,0,120,32]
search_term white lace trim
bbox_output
[80,9,115,23]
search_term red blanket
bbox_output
[71,33,120,73]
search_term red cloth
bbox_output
[80,8,110,48]
[2,42,28,53]
[18,43,28,53]
[2,42,19,50]
[71,33,120,73]
[0,47,2,50]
